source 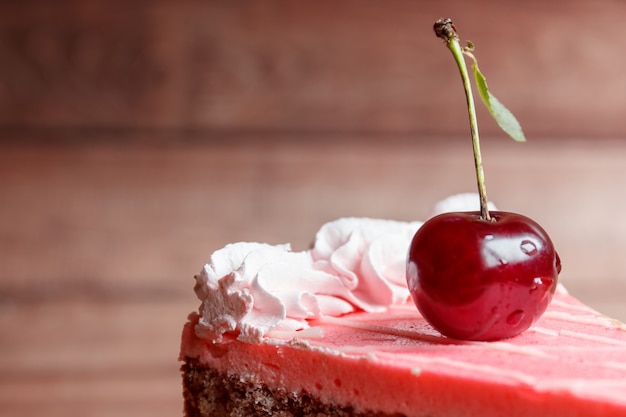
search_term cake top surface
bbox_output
[302,288,626,400]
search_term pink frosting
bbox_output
[182,285,626,416]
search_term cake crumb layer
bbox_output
[181,359,403,417]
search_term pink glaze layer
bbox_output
[181,285,626,417]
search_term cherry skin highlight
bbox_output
[406,211,561,341]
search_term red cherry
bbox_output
[419,19,562,340]
[406,211,561,341]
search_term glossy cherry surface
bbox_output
[406,211,561,341]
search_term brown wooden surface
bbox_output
[1,135,626,416]
[2,0,626,137]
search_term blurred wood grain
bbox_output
[1,0,626,137]
[2,1,626,415]
[1,134,626,416]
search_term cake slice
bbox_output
[180,207,626,417]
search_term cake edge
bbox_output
[181,357,406,417]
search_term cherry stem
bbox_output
[434,19,491,221]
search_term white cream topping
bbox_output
[193,193,491,343]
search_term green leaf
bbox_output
[472,61,526,142]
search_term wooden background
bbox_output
[2,1,626,416]
[3,0,626,137]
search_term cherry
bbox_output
[406,19,562,340]
[407,211,561,340]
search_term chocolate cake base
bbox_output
[181,358,404,417]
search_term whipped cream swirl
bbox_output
[193,194,491,343]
